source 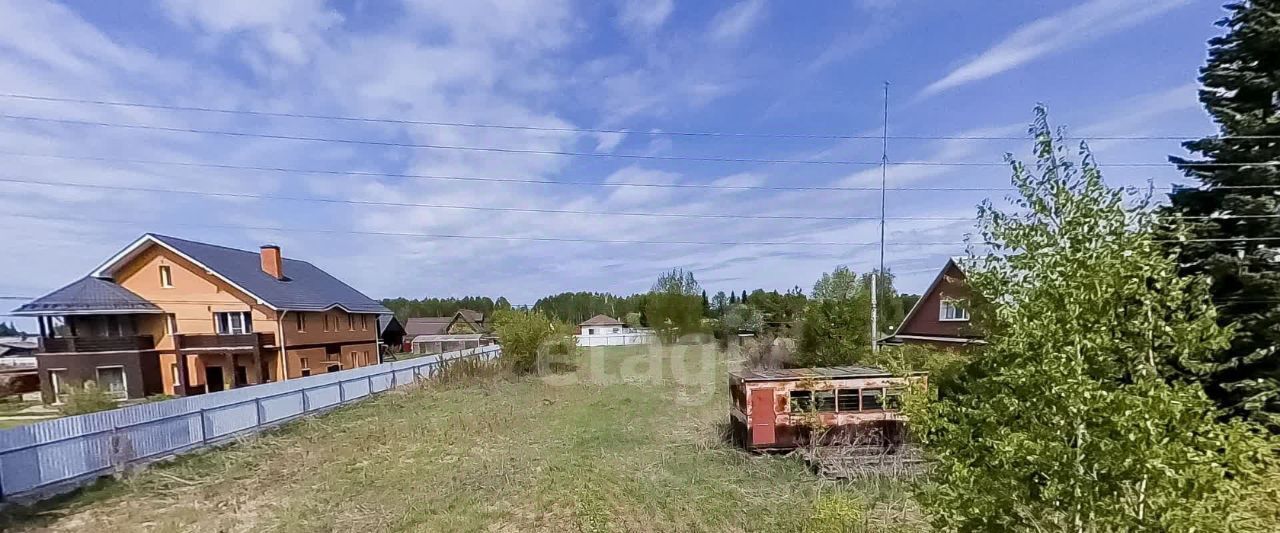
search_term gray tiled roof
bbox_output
[149,234,389,313]
[404,317,452,337]
[11,277,162,315]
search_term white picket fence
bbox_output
[0,344,501,503]
[574,332,657,347]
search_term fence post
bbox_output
[254,397,263,427]
[367,374,374,395]
[339,379,346,403]
[198,407,208,445]
[301,387,310,413]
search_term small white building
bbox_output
[574,315,655,347]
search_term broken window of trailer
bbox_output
[836,389,859,411]
[814,390,836,412]
[861,388,884,410]
[789,390,812,412]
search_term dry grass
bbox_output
[2,345,925,532]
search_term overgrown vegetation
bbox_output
[57,381,117,416]
[916,108,1280,532]
[2,346,925,532]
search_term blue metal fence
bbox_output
[0,345,501,503]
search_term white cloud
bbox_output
[919,0,1192,98]
[617,0,674,34]
[708,0,767,44]
[160,0,342,66]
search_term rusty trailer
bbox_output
[728,366,924,452]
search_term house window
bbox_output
[165,314,179,335]
[861,388,884,411]
[940,299,969,321]
[300,358,311,377]
[814,390,837,412]
[789,390,813,412]
[215,311,253,335]
[295,313,306,332]
[327,364,341,373]
[96,366,127,399]
[361,315,368,331]
[587,328,595,335]
[348,314,355,331]
[323,314,331,332]
[171,363,181,388]
[159,265,173,288]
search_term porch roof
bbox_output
[10,277,163,316]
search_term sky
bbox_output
[0,0,1232,327]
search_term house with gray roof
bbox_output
[13,233,390,403]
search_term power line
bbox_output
[5,151,1279,193]
[4,92,1277,142]
[4,113,1277,168]
[0,213,975,247]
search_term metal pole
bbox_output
[872,82,889,353]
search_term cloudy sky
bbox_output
[0,0,1227,323]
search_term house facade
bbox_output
[406,309,492,355]
[13,234,389,403]
[883,257,984,347]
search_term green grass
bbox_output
[2,345,924,532]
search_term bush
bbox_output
[59,381,118,416]
[490,308,575,373]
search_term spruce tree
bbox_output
[1164,0,1280,429]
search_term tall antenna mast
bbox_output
[871,82,889,354]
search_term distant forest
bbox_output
[382,288,921,330]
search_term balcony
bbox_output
[39,335,156,354]
[175,332,276,352]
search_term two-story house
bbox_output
[12,234,390,403]
[882,257,985,348]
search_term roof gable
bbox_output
[92,234,388,314]
[894,258,968,337]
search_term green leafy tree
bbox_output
[710,291,729,317]
[721,303,765,334]
[798,266,871,367]
[1161,0,1280,429]
[918,108,1280,532]
[59,381,117,416]
[700,290,711,317]
[647,269,704,343]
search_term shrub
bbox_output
[490,308,574,373]
[59,381,117,416]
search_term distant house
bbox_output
[378,315,406,354]
[12,234,389,403]
[577,314,623,335]
[574,314,655,347]
[406,309,493,355]
[883,257,984,347]
[0,337,37,358]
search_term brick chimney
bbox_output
[260,244,283,279]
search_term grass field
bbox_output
[3,345,924,532]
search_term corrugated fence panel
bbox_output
[0,345,500,502]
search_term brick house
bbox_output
[13,234,389,403]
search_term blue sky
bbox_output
[0,0,1228,326]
